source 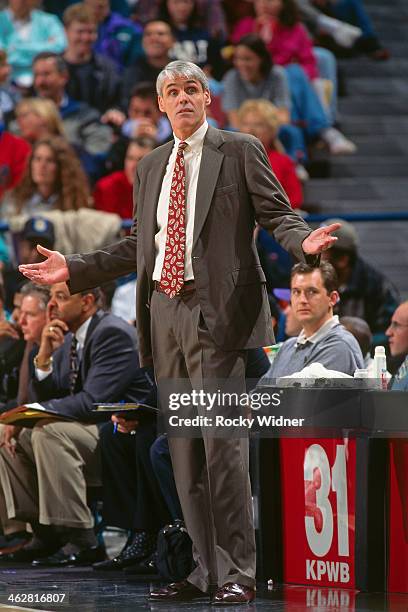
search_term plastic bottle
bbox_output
[373,346,388,390]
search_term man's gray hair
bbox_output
[20,282,50,311]
[156,61,209,96]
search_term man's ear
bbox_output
[330,291,340,307]
[82,293,95,312]
[204,89,211,106]
[158,95,165,113]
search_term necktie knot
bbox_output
[178,141,187,153]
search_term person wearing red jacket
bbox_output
[0,128,31,203]
[237,98,303,208]
[93,136,156,219]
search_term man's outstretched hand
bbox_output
[302,223,341,255]
[18,245,70,285]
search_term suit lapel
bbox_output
[193,127,224,250]
[142,142,173,278]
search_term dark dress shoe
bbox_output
[149,580,208,602]
[212,583,255,605]
[32,543,106,567]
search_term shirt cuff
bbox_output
[35,366,53,381]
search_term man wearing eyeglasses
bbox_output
[387,302,408,391]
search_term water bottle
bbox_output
[373,346,388,390]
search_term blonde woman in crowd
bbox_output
[237,99,303,208]
[15,98,64,144]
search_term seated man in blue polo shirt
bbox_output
[266,262,364,378]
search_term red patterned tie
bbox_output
[159,141,187,298]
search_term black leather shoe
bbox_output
[149,580,208,602]
[211,583,255,605]
[93,531,156,571]
[32,543,106,567]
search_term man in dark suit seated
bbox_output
[0,282,152,566]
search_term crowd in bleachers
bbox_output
[0,0,406,575]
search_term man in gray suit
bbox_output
[19,61,340,604]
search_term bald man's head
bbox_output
[386,301,408,357]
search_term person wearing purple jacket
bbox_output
[84,0,143,69]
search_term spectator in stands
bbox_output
[230,1,342,129]
[2,218,55,318]
[231,0,342,124]
[237,99,303,208]
[63,4,121,113]
[0,110,31,202]
[264,262,364,378]
[15,98,64,144]
[222,34,354,159]
[103,81,170,174]
[123,83,171,142]
[94,136,156,219]
[386,302,408,391]
[0,283,49,413]
[0,50,19,118]
[32,52,113,179]
[0,0,66,87]
[232,0,319,80]
[296,0,362,50]
[0,281,153,565]
[121,20,175,109]
[158,0,226,79]
[301,0,389,60]
[133,0,227,39]
[17,217,56,265]
[1,136,90,220]
[0,283,47,544]
[84,0,143,69]
[340,315,373,369]
[321,219,399,348]
[104,81,170,149]
[43,1,136,20]
[223,35,291,127]
[222,34,307,163]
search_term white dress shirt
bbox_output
[152,120,209,282]
[35,316,92,381]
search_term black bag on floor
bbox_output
[155,520,194,581]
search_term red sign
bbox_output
[388,440,408,593]
[280,438,356,588]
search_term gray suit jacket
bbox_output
[67,126,316,366]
